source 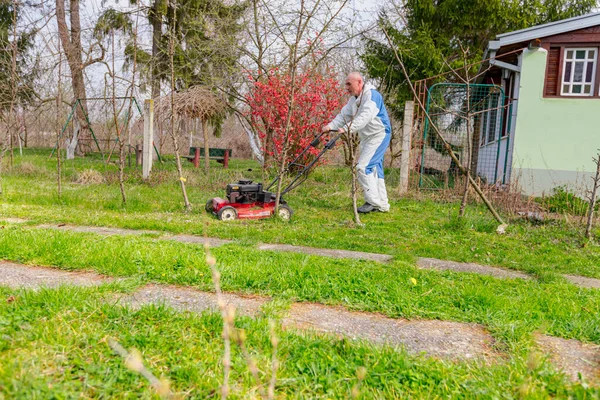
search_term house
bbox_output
[476,12,600,196]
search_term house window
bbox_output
[561,48,597,96]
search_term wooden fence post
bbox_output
[193,147,200,168]
[399,101,414,194]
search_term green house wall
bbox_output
[513,48,600,196]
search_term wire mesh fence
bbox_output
[417,83,512,190]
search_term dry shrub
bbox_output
[74,169,105,185]
[146,170,174,187]
[17,162,39,175]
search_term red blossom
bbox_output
[246,69,344,166]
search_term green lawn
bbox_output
[0,148,599,397]
[0,285,596,398]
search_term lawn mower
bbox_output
[206,131,341,221]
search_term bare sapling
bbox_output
[341,129,362,225]
[202,119,210,174]
[585,150,600,239]
[56,40,62,198]
[457,45,473,218]
[107,338,172,397]
[351,366,367,399]
[260,0,348,215]
[233,328,267,398]
[267,320,279,400]
[168,5,191,211]
[109,30,127,205]
[0,0,19,194]
[380,26,506,229]
[8,0,18,167]
[204,236,272,399]
[204,241,234,399]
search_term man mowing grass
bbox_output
[322,72,392,213]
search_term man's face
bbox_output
[345,75,363,97]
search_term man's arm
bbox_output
[322,101,353,132]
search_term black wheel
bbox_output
[277,204,293,221]
[218,206,238,221]
[205,198,215,213]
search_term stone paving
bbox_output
[25,222,600,289]
[0,261,112,289]
[1,261,598,383]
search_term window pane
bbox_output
[564,61,572,82]
[589,50,596,59]
[576,50,586,59]
[567,50,574,59]
[584,85,592,94]
[586,62,594,83]
[573,84,582,94]
[574,62,584,82]
[563,84,570,93]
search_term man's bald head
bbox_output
[345,72,364,97]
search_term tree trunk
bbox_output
[202,120,210,174]
[151,1,162,101]
[66,119,80,159]
[56,0,91,156]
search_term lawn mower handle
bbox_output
[266,130,342,195]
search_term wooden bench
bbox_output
[182,147,232,168]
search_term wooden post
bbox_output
[193,147,200,168]
[223,149,229,169]
[143,99,154,179]
[399,101,414,194]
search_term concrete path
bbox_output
[1,261,598,384]
[417,258,532,280]
[258,243,393,263]
[0,261,112,289]
[36,224,232,248]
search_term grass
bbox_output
[0,285,597,398]
[2,149,600,279]
[0,148,600,397]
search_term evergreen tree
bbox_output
[363,0,598,117]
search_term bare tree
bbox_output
[380,25,506,227]
[56,0,104,157]
[168,4,191,211]
[56,39,62,198]
[340,130,362,225]
[246,0,349,214]
[585,151,600,239]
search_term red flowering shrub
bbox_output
[246,69,344,167]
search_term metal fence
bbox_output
[418,83,512,189]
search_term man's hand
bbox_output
[321,124,331,133]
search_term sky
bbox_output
[25,0,383,104]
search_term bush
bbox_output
[538,186,590,216]
[73,169,105,185]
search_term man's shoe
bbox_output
[358,203,375,213]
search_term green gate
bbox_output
[419,83,512,189]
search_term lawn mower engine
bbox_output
[205,180,293,221]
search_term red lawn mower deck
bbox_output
[206,131,340,221]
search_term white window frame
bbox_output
[561,47,597,96]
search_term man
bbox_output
[322,72,391,213]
